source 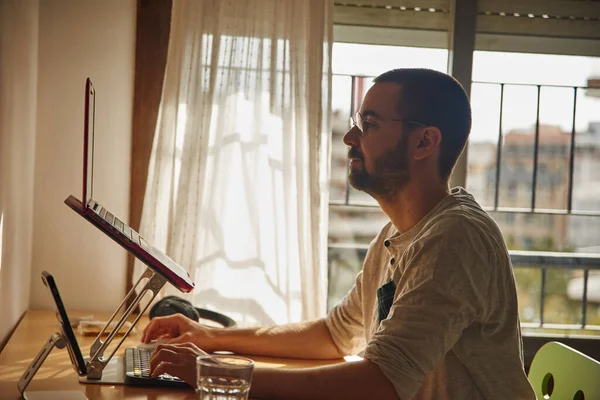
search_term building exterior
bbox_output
[467,123,600,253]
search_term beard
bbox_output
[348,136,411,199]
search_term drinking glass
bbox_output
[196,355,254,400]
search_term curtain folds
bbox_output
[136,0,333,326]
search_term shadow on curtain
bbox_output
[135,0,333,326]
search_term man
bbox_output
[142,68,536,399]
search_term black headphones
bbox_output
[149,295,237,328]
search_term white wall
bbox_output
[0,0,39,347]
[29,0,136,312]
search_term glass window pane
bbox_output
[328,207,388,246]
[544,269,581,325]
[332,75,352,121]
[333,43,448,76]
[491,213,569,251]
[569,215,600,253]
[466,83,502,208]
[328,246,366,310]
[498,84,539,210]
[535,87,575,211]
[472,51,591,87]
[514,267,541,324]
[572,94,600,213]
[330,75,353,203]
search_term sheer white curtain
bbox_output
[137,0,332,326]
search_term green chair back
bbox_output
[528,341,600,400]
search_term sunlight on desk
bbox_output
[0,310,345,400]
[254,360,287,368]
[343,355,363,362]
[0,366,27,381]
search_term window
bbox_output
[327,43,600,334]
[467,51,600,332]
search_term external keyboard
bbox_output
[124,347,187,387]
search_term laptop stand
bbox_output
[85,266,166,379]
[18,266,169,395]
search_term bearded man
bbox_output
[142,68,537,400]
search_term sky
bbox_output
[332,43,600,143]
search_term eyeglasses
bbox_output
[350,112,426,135]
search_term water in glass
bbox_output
[198,376,250,400]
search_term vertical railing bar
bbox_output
[567,87,578,213]
[494,83,504,210]
[531,85,541,211]
[345,76,356,206]
[540,267,546,327]
[582,268,589,328]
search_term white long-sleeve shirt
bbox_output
[326,187,536,400]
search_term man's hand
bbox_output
[149,342,208,386]
[142,314,217,349]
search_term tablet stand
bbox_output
[17,332,87,400]
[18,332,65,395]
[18,265,169,394]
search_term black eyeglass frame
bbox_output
[350,112,426,135]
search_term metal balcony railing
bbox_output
[480,81,600,217]
[511,250,600,331]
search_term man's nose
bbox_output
[343,125,361,147]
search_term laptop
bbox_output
[62,78,195,386]
[65,78,194,293]
[40,271,187,387]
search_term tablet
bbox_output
[41,271,88,376]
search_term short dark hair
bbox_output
[373,68,472,181]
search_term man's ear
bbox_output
[414,127,442,160]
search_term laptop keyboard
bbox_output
[91,202,142,247]
[124,348,186,387]
[87,200,184,283]
[105,211,115,226]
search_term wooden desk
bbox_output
[0,310,341,399]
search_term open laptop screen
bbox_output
[83,78,95,206]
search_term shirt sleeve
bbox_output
[325,270,366,355]
[364,217,492,399]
